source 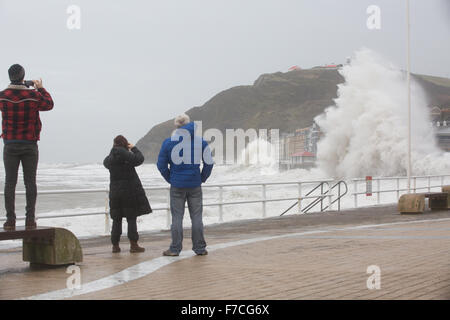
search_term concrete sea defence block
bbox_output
[23,228,83,265]
[398,194,425,214]
[442,186,450,209]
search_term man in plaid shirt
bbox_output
[0,64,54,230]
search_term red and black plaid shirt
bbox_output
[0,84,54,142]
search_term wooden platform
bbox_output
[1,205,450,300]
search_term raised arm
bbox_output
[128,146,145,167]
[32,79,54,111]
[109,146,145,167]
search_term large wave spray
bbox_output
[315,49,450,178]
[238,138,280,175]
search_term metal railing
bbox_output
[0,179,337,233]
[280,180,348,216]
[280,181,329,216]
[351,175,450,208]
[0,175,448,234]
[321,180,348,212]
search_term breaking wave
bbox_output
[315,48,450,178]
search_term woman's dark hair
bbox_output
[113,135,128,148]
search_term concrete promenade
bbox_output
[1,205,449,300]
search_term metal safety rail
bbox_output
[0,179,335,233]
[351,175,450,208]
[280,181,329,216]
[321,181,348,212]
[280,180,348,216]
[0,175,448,234]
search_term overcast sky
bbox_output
[0,0,449,163]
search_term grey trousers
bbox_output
[169,186,207,254]
[3,143,39,220]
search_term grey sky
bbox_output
[0,0,449,163]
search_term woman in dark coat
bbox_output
[103,135,152,253]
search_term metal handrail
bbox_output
[321,181,348,212]
[302,182,331,214]
[280,181,330,216]
[352,185,444,195]
[350,174,450,181]
[302,180,347,214]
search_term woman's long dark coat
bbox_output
[103,146,152,220]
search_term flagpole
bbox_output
[406,0,412,193]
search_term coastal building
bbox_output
[312,63,343,70]
[279,123,321,169]
[290,151,316,168]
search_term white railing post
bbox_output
[166,187,171,230]
[354,179,358,208]
[298,183,302,213]
[219,186,224,222]
[328,181,333,211]
[328,193,332,211]
[428,176,431,192]
[413,177,417,193]
[377,179,380,205]
[262,184,267,218]
[396,178,400,200]
[104,191,110,235]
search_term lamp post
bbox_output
[406,0,412,193]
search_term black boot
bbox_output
[112,243,121,253]
[25,218,36,229]
[3,219,15,231]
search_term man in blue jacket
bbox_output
[157,114,213,256]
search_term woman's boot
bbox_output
[130,240,145,253]
[112,243,121,253]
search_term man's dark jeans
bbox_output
[3,143,39,221]
[169,186,207,254]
